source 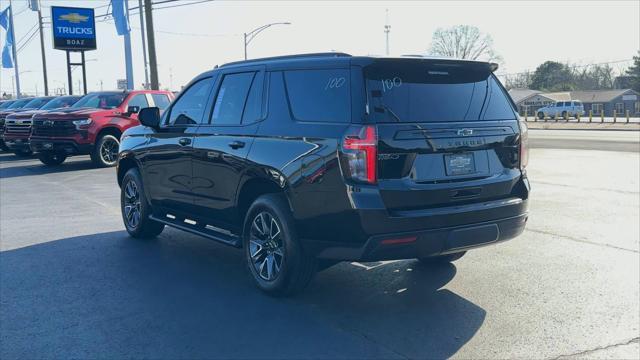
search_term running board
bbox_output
[150,214,241,248]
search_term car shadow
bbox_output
[0,230,484,359]
[0,155,97,179]
[297,260,485,359]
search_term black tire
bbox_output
[13,149,32,157]
[91,134,120,168]
[120,168,164,239]
[537,112,544,120]
[38,152,67,166]
[418,251,466,264]
[0,141,9,152]
[243,194,316,296]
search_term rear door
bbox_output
[141,77,215,215]
[191,67,265,230]
[363,59,522,212]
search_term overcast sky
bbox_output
[0,0,638,95]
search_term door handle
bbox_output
[228,141,245,149]
[179,138,192,146]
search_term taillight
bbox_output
[341,125,377,184]
[519,120,529,170]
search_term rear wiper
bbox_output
[381,104,402,122]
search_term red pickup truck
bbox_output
[3,96,81,156]
[30,90,173,167]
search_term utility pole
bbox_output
[384,9,391,56]
[9,0,21,98]
[35,1,49,95]
[144,0,159,90]
[138,0,149,89]
[123,0,134,90]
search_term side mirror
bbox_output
[127,105,141,115]
[138,107,161,129]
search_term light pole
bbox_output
[12,70,33,98]
[244,22,291,60]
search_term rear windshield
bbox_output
[41,96,81,110]
[364,60,515,122]
[72,93,126,109]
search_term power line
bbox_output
[130,25,239,38]
[17,27,39,53]
[15,23,39,47]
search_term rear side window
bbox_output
[127,94,149,109]
[283,69,350,123]
[211,72,255,125]
[482,77,517,120]
[242,72,265,123]
[167,77,214,125]
[151,94,171,110]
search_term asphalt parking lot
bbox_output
[1,130,639,359]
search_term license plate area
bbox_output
[444,153,475,176]
[42,143,53,150]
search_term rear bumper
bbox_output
[305,211,527,261]
[30,138,92,155]
[303,175,530,261]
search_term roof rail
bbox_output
[220,52,352,68]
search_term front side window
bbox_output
[167,77,214,125]
[151,94,171,110]
[211,72,255,125]
[127,94,149,109]
[284,69,350,123]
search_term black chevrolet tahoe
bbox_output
[117,53,530,295]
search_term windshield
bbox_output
[0,101,14,109]
[23,98,54,109]
[41,96,81,110]
[72,93,126,109]
[6,99,31,109]
[364,60,515,122]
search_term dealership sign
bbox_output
[51,6,96,51]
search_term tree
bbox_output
[573,64,615,90]
[530,61,574,91]
[504,71,532,90]
[427,25,502,63]
[625,51,640,92]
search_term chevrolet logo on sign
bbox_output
[59,13,89,23]
[51,6,97,51]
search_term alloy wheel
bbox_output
[249,211,285,281]
[123,180,142,229]
[100,138,119,165]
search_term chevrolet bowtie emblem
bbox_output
[59,13,89,23]
[457,129,473,136]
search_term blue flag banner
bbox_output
[112,0,130,36]
[0,5,14,68]
[0,6,9,30]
